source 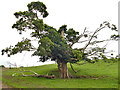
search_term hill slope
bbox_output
[2,61,118,88]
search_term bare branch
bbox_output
[90,39,110,45]
[82,26,106,53]
[86,41,111,57]
[77,40,88,43]
[79,27,87,39]
[87,51,98,56]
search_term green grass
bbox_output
[2,61,118,88]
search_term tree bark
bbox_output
[57,60,71,79]
[57,60,62,78]
[59,29,71,78]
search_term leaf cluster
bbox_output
[1,38,33,57]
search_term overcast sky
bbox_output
[0,0,119,67]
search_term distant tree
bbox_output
[1,1,118,78]
[0,65,5,68]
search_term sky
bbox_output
[0,0,119,67]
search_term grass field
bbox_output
[2,60,118,88]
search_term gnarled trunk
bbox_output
[57,60,71,79]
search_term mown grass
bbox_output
[2,60,118,88]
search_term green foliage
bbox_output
[58,25,80,45]
[1,38,33,57]
[84,34,88,38]
[27,1,49,18]
[58,25,67,33]
[100,21,118,31]
[32,37,54,57]
[30,23,72,62]
[111,34,119,41]
[99,53,107,60]
[72,50,82,60]
[40,37,54,47]
[14,11,37,19]
[66,28,79,42]
[12,1,49,34]
[32,19,44,31]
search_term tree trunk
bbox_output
[57,60,71,79]
[57,60,62,78]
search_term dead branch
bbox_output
[21,70,39,75]
[77,27,87,40]
[90,39,110,45]
[18,68,55,79]
[21,74,56,79]
[7,62,18,68]
[87,51,98,56]
[77,40,88,43]
[82,26,106,53]
[19,68,39,75]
